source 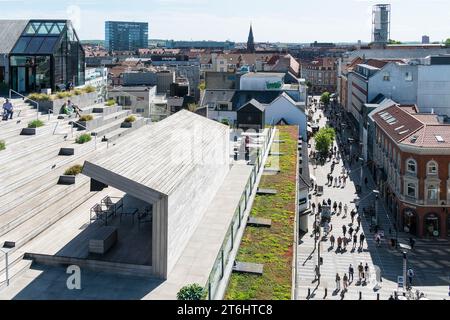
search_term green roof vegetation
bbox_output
[225,126,298,300]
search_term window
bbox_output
[405,72,413,81]
[383,72,390,81]
[427,185,439,201]
[427,161,438,175]
[406,159,417,174]
[407,183,416,198]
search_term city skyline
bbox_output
[0,0,449,43]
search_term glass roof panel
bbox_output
[44,22,54,33]
[37,37,59,54]
[24,37,45,54]
[12,37,32,53]
[24,24,36,35]
[36,23,48,35]
[49,24,61,35]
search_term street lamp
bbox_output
[373,190,380,227]
[359,157,365,191]
[1,241,15,287]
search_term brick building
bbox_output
[300,57,337,95]
[370,104,450,239]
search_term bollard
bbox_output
[324,288,328,299]
[377,293,380,300]
[359,291,362,300]
[307,288,311,299]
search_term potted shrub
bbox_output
[176,284,205,300]
[105,99,116,107]
[58,164,83,185]
[83,85,96,93]
[121,115,137,128]
[21,119,45,135]
[76,114,94,130]
[0,140,5,151]
[75,133,92,144]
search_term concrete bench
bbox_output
[247,217,272,228]
[89,226,118,255]
[257,188,278,195]
[232,262,264,275]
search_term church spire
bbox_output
[247,23,255,53]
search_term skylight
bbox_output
[435,135,445,143]
[395,125,405,131]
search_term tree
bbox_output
[177,284,205,300]
[320,92,331,106]
[198,81,206,91]
[388,39,402,45]
[315,126,336,156]
[187,103,198,112]
[445,38,450,46]
[221,118,230,126]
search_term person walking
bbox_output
[357,215,362,228]
[353,233,358,249]
[348,264,354,282]
[335,273,341,291]
[343,237,348,250]
[409,237,416,250]
[333,201,337,212]
[364,263,370,283]
[311,202,316,214]
[330,234,335,248]
[344,204,348,216]
[342,225,347,237]
[334,177,338,187]
[327,198,332,206]
[407,268,414,287]
[358,263,364,282]
[350,210,356,224]
[348,226,354,238]
[343,274,349,291]
[337,236,343,251]
[376,233,381,247]
[359,233,366,250]
[338,201,342,213]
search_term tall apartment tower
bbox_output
[105,21,149,52]
[372,4,391,45]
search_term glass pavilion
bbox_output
[9,20,85,93]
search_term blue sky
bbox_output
[0,0,449,42]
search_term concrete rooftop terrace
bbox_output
[0,163,253,300]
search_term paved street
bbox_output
[296,97,449,300]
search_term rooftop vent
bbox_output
[399,130,410,135]
[435,135,445,143]
[410,136,418,143]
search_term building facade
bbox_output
[300,57,337,94]
[370,104,450,239]
[105,21,149,52]
[0,19,85,93]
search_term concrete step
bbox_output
[91,115,132,138]
[103,117,146,144]
[74,110,130,132]
[0,180,98,273]
[0,176,91,238]
[0,138,98,194]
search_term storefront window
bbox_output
[424,213,440,237]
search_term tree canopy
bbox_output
[445,38,450,46]
[315,126,336,155]
[320,92,331,105]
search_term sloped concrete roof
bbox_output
[0,20,28,54]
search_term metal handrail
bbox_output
[9,89,40,120]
